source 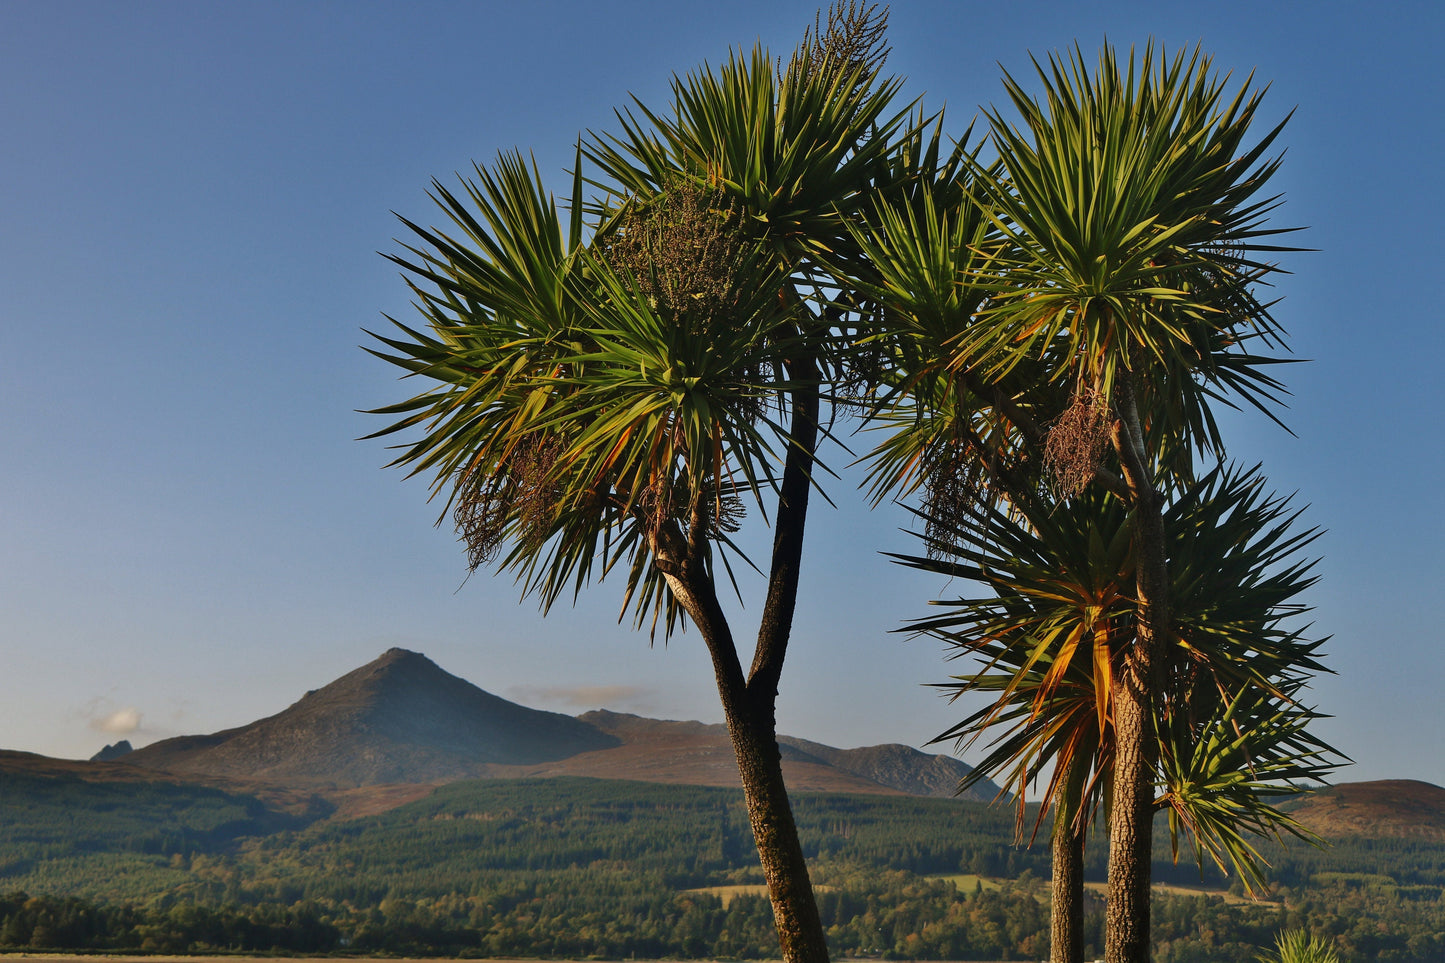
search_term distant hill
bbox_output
[559,710,1001,803]
[107,649,1000,803]
[1287,779,1445,843]
[0,749,329,819]
[124,648,619,787]
[778,734,1000,802]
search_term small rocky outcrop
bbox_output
[89,740,134,762]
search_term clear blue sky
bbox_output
[2,1,1440,790]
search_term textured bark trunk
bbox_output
[737,353,828,963]
[1050,755,1087,963]
[1104,376,1168,963]
[724,696,829,963]
[1104,677,1154,963]
[664,567,831,963]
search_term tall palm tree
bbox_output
[854,42,1305,962]
[895,467,1338,962]
[972,48,1299,963]
[366,9,907,962]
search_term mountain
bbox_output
[778,734,999,801]
[115,649,1000,802]
[124,648,619,787]
[1286,779,1445,843]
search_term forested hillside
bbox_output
[2,773,1445,960]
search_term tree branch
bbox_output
[748,351,822,700]
[652,519,748,700]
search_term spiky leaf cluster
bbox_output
[1256,929,1342,963]
[966,43,1301,469]
[897,466,1339,892]
[368,22,913,636]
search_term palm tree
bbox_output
[366,9,906,962]
[855,42,1305,962]
[895,467,1338,961]
[1257,929,1342,963]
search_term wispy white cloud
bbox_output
[508,684,655,711]
[89,706,142,735]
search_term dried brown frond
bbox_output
[797,1,890,80]
[636,474,680,540]
[454,434,564,570]
[1044,387,1112,499]
[635,469,748,544]
[921,444,986,559]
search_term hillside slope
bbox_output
[565,710,1002,802]
[1287,779,1445,843]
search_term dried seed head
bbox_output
[920,445,987,560]
[454,488,506,572]
[796,2,890,81]
[1044,387,1112,499]
[454,433,564,570]
[607,181,764,534]
[604,181,748,341]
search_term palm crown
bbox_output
[368,39,914,635]
[899,465,1338,892]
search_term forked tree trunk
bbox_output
[734,355,828,963]
[1104,377,1169,963]
[660,361,830,963]
[664,566,831,963]
[1051,754,1087,963]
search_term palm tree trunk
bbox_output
[1104,377,1168,963]
[1051,753,1087,963]
[660,360,830,963]
[1104,677,1155,963]
[738,357,828,963]
[724,692,829,963]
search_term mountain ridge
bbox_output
[110,649,1000,803]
